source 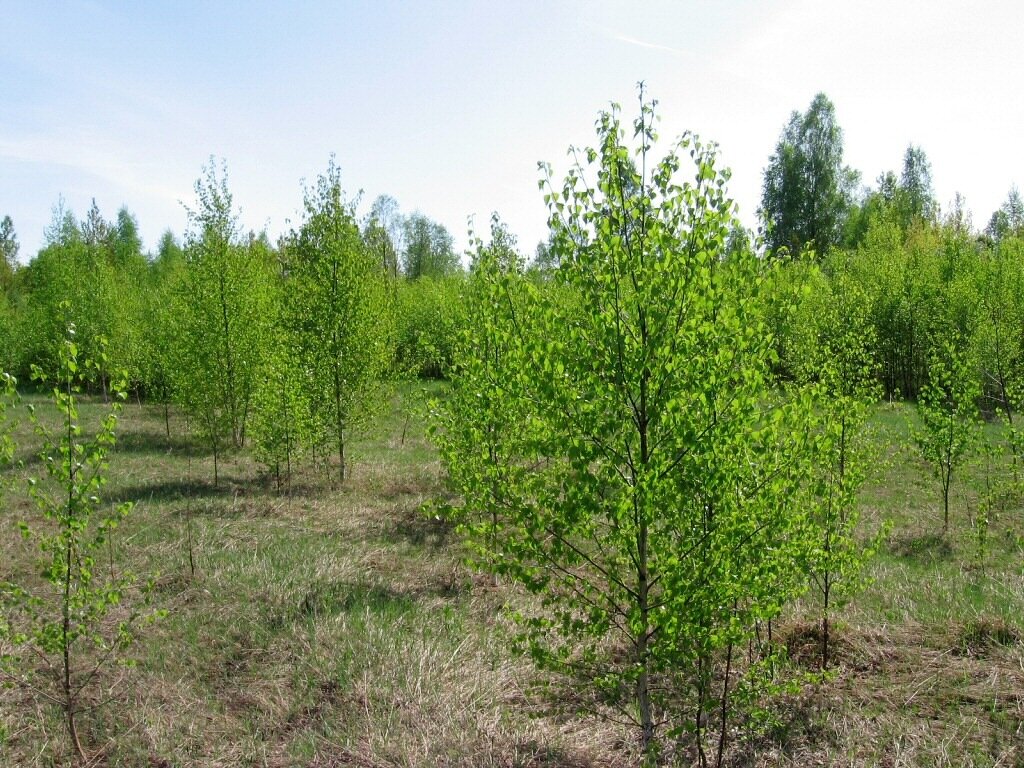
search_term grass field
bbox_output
[1,388,1022,767]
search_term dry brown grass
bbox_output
[1,395,1022,766]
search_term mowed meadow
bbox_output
[1,91,1024,766]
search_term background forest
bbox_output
[0,92,1023,767]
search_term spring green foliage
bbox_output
[284,160,394,481]
[0,370,14,488]
[102,208,151,396]
[394,276,465,379]
[897,145,936,226]
[791,263,885,668]
[142,232,187,438]
[176,162,274,480]
[363,209,400,279]
[19,229,115,389]
[974,237,1024,424]
[2,88,1024,765]
[432,218,530,574]
[436,94,820,761]
[914,339,980,535]
[402,213,460,280]
[0,293,15,375]
[0,319,147,763]
[250,322,309,491]
[15,202,151,399]
[772,213,981,403]
[844,146,937,248]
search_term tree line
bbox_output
[0,93,1021,419]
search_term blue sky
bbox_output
[3,0,1022,260]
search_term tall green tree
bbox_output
[176,162,273,479]
[437,93,819,762]
[760,93,857,257]
[0,215,18,291]
[394,275,465,379]
[365,194,403,278]
[42,198,81,249]
[80,198,111,248]
[17,202,122,391]
[402,213,460,279]
[789,262,883,668]
[846,215,946,400]
[0,370,13,487]
[914,338,980,536]
[846,145,937,247]
[985,186,1024,241]
[100,207,150,396]
[469,213,524,273]
[0,292,15,374]
[530,233,559,275]
[898,144,936,225]
[110,207,144,268]
[143,232,186,437]
[286,159,394,481]
[0,216,18,373]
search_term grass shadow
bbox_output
[954,616,1021,657]
[107,477,250,507]
[727,687,834,768]
[266,580,416,630]
[109,479,232,507]
[887,532,954,561]
[112,429,201,456]
[387,502,456,550]
[503,742,599,768]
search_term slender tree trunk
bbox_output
[330,228,346,484]
[715,639,735,768]
[283,385,293,499]
[695,653,708,768]
[217,269,239,448]
[63,371,85,763]
[636,527,653,758]
[635,351,655,760]
[186,500,196,578]
[400,412,411,447]
[822,417,846,669]
[822,577,831,670]
[63,534,82,762]
[212,436,220,487]
[339,428,346,482]
[943,473,951,535]
[333,360,345,483]
[186,418,196,578]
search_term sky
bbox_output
[2,0,1022,262]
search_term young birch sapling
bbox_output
[792,267,886,669]
[913,338,980,537]
[435,91,820,765]
[0,321,155,764]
